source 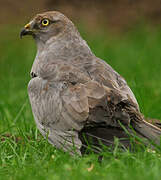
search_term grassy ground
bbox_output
[0,24,161,180]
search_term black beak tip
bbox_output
[20,28,28,39]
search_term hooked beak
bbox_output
[20,23,33,38]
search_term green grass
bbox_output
[0,24,161,180]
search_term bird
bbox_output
[20,11,161,155]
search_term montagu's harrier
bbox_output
[20,11,161,155]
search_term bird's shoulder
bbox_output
[70,56,139,109]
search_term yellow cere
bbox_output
[41,19,49,26]
[24,23,30,29]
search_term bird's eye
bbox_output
[41,19,50,26]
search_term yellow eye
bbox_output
[41,19,50,26]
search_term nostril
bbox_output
[31,72,37,78]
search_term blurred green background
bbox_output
[0,1,161,180]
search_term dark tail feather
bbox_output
[132,120,161,145]
[125,105,161,145]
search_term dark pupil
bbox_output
[43,20,48,24]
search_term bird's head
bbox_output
[20,11,76,43]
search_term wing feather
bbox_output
[28,57,141,154]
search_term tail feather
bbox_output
[132,120,161,145]
[146,118,161,129]
[79,120,161,154]
[125,105,161,145]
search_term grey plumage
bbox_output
[20,11,161,155]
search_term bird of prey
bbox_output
[20,11,161,155]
